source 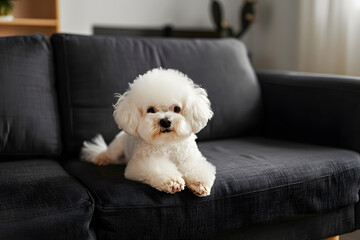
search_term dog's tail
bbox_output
[81,134,108,163]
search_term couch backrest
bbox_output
[0,34,61,160]
[51,34,262,157]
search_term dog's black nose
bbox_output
[160,118,171,128]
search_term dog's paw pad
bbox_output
[164,178,185,194]
[187,181,210,197]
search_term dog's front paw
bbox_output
[156,177,185,194]
[187,181,211,197]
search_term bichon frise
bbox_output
[81,68,216,197]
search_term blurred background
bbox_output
[1,0,359,77]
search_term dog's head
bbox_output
[113,68,213,145]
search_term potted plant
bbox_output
[0,0,14,21]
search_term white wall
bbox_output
[242,1,300,71]
[59,0,242,35]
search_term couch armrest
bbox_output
[256,69,360,152]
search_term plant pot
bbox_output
[0,1,14,21]
[0,14,13,21]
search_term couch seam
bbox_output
[60,35,75,142]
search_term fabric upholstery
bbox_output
[206,204,356,240]
[63,137,360,240]
[1,33,359,240]
[0,34,61,160]
[0,159,95,240]
[51,33,262,157]
[257,69,360,153]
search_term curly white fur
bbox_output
[81,68,216,197]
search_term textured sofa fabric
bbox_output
[63,137,360,239]
[0,35,94,240]
[0,159,95,240]
[51,33,360,239]
[206,204,356,240]
[0,34,61,159]
[1,33,360,240]
[50,34,262,157]
[257,70,360,153]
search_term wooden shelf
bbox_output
[0,0,59,37]
[0,18,57,27]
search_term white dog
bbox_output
[81,68,216,197]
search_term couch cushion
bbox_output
[0,159,95,240]
[0,34,61,159]
[51,33,262,157]
[63,137,360,240]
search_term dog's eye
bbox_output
[147,107,155,113]
[173,106,181,113]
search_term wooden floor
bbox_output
[341,230,360,240]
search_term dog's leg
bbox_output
[178,153,216,197]
[124,156,185,194]
[94,131,129,165]
[99,131,128,165]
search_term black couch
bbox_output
[1,33,360,240]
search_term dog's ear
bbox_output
[113,92,139,136]
[183,86,213,133]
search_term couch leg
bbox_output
[322,236,339,240]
